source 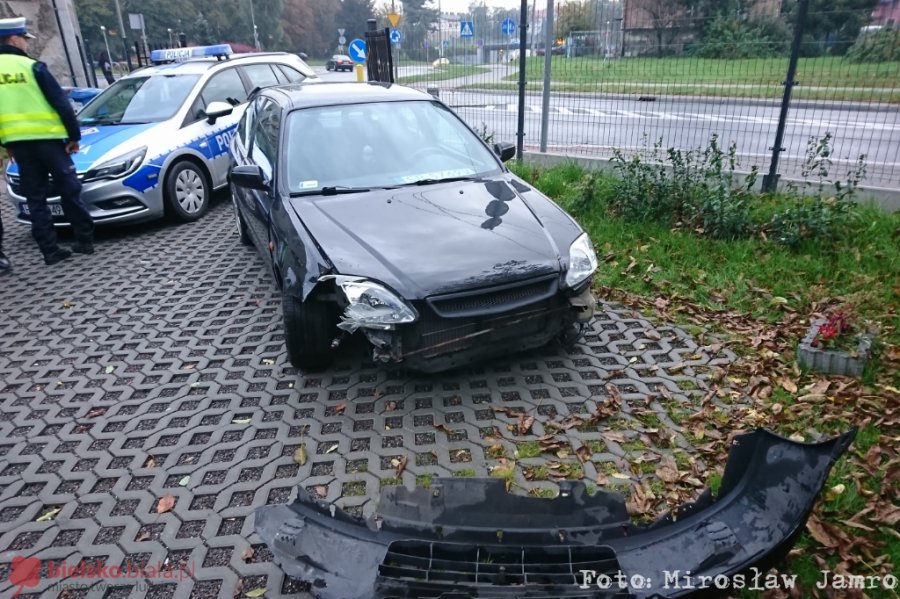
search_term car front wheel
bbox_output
[282,290,336,372]
[165,161,209,222]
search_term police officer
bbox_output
[0,16,94,267]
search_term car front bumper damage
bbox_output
[255,428,854,598]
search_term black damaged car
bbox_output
[228,82,598,372]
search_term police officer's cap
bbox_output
[0,17,37,40]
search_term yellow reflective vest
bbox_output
[0,53,68,143]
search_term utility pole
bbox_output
[249,0,261,50]
[539,0,554,152]
[113,0,132,70]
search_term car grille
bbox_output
[427,275,558,318]
[378,540,628,590]
[402,297,562,359]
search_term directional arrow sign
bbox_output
[389,29,402,44]
[348,38,367,62]
[501,18,516,36]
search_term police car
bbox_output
[5,44,318,225]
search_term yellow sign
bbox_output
[387,13,401,28]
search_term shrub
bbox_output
[847,27,900,63]
[691,16,791,59]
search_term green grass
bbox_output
[516,441,542,459]
[397,65,490,84]
[452,468,476,477]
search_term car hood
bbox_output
[3,122,157,178]
[290,178,567,298]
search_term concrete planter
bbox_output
[797,319,874,377]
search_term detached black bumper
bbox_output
[256,428,854,598]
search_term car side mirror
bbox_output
[493,142,516,162]
[205,101,233,124]
[230,165,269,191]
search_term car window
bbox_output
[276,64,306,83]
[250,98,281,182]
[236,96,258,147]
[283,100,502,194]
[79,75,200,124]
[243,64,280,90]
[200,68,247,107]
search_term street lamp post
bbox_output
[167,28,173,47]
[249,0,261,50]
[100,25,112,61]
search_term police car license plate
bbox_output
[19,203,65,216]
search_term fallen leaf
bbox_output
[36,507,61,522]
[240,547,255,562]
[780,379,798,394]
[294,444,307,465]
[178,476,190,487]
[261,358,275,366]
[137,530,151,541]
[87,407,106,418]
[233,579,244,599]
[656,458,680,483]
[575,444,592,463]
[143,456,156,468]
[156,495,176,514]
[245,588,266,598]
[433,423,454,435]
[104,365,114,374]
[395,455,409,476]
[231,417,251,424]
[325,444,339,454]
[335,403,346,414]
[385,401,397,411]
[517,413,535,435]
[313,485,328,498]
[611,472,631,480]
[806,516,840,547]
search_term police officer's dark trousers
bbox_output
[7,140,93,256]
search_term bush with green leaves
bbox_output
[690,16,791,59]
[608,135,754,240]
[847,27,900,63]
[766,133,864,247]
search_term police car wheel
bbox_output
[165,161,209,222]
[282,290,335,372]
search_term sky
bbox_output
[377,0,526,16]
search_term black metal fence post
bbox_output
[762,0,809,193]
[515,0,528,162]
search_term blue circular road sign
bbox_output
[390,29,402,44]
[348,38,367,62]
[501,18,517,36]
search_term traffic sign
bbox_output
[338,28,345,36]
[387,13,401,28]
[442,40,449,47]
[338,36,346,45]
[348,38,367,62]
[389,29,402,44]
[501,18,516,36]
[459,20,474,38]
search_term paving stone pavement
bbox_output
[0,193,737,599]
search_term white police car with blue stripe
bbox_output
[5,44,318,225]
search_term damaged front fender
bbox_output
[256,428,855,598]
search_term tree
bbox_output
[783,0,879,56]
[282,0,341,56]
[629,0,691,57]
[400,0,439,60]
[338,0,376,45]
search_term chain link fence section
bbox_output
[387,1,899,190]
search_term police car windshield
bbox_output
[80,75,200,125]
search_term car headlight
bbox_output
[338,278,418,328]
[82,147,147,183]
[565,232,598,288]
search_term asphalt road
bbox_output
[315,65,900,188]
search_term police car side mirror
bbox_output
[205,101,234,125]
[230,165,269,191]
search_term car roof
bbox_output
[126,52,305,77]
[261,82,434,110]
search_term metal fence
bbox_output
[385,1,900,190]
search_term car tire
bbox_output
[165,161,210,222]
[232,192,252,246]
[282,289,336,372]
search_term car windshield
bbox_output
[79,74,200,125]
[283,100,502,194]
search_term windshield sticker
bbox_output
[399,168,475,184]
[298,180,318,189]
[80,127,99,135]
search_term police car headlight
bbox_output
[83,147,147,183]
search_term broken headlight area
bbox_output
[255,428,854,599]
